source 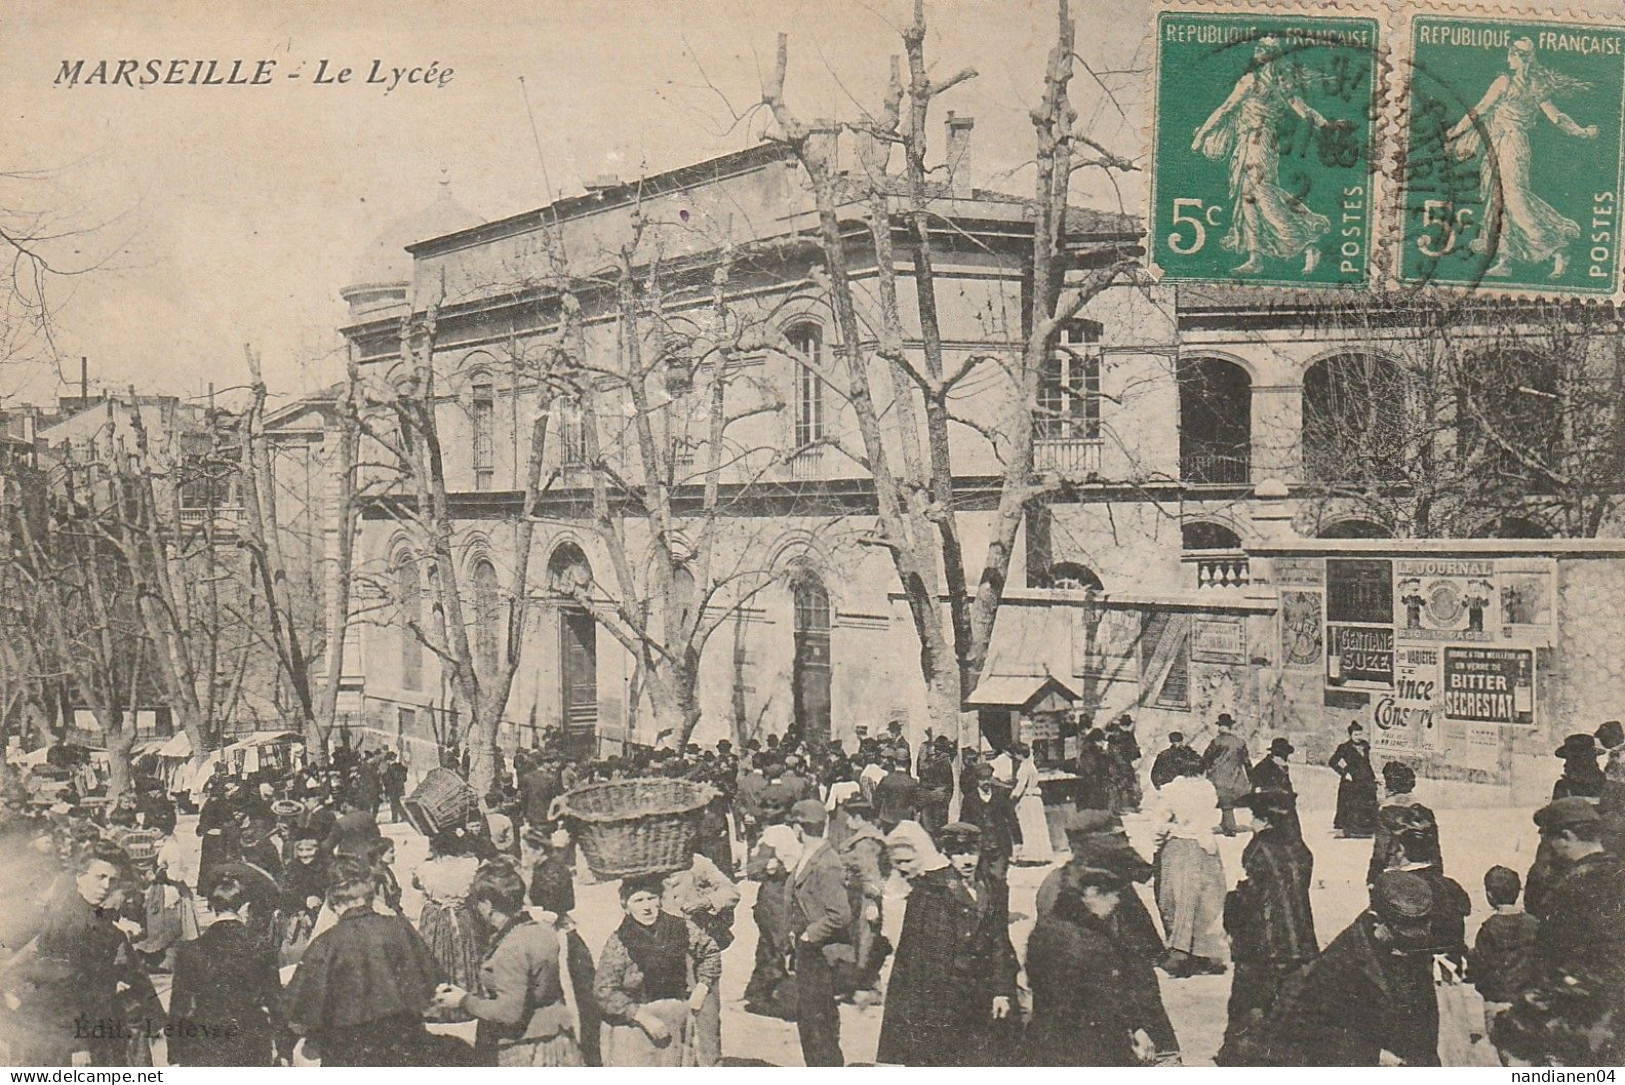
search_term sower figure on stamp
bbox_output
[1192,36,1346,276]
[1446,38,1597,280]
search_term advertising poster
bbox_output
[1395,558,1496,641]
[1371,644,1441,752]
[1327,559,1394,625]
[1498,559,1556,646]
[1280,591,1324,670]
[1274,557,1325,589]
[1442,646,1536,726]
[1326,624,1395,690]
[1192,616,1245,664]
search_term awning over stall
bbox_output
[964,674,1079,713]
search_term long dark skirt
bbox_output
[1334,780,1379,837]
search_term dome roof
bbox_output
[348,181,484,288]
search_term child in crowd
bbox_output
[1468,864,1540,1062]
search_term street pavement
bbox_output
[161,765,1544,1066]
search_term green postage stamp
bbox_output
[1151,12,1380,288]
[1401,16,1625,294]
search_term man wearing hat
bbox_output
[916,736,956,833]
[1552,733,1606,800]
[1250,738,1297,799]
[1201,713,1252,835]
[1151,731,1203,791]
[1246,870,1441,1065]
[834,799,887,1002]
[877,822,1018,1066]
[1220,789,1318,1064]
[1495,797,1625,1065]
[786,799,852,1066]
[1596,720,1625,857]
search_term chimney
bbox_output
[584,175,621,196]
[945,112,975,191]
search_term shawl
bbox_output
[281,909,442,1034]
[615,911,688,1002]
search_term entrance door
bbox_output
[560,605,598,758]
[792,575,832,745]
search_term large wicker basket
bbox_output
[404,767,480,838]
[561,777,716,879]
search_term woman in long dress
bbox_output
[1447,38,1597,278]
[1151,768,1229,977]
[1327,723,1379,838]
[413,827,486,1022]
[1010,744,1054,864]
[593,875,721,1067]
[1192,36,1341,275]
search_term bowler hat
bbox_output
[1598,720,1625,750]
[1534,796,1601,834]
[1269,738,1295,758]
[936,821,983,854]
[1216,713,1236,728]
[1556,733,1600,760]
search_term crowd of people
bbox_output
[0,712,1621,1068]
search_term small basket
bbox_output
[561,777,716,879]
[404,768,480,837]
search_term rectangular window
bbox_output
[1039,321,1102,442]
[472,382,494,490]
[790,327,825,446]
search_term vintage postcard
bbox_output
[1,0,1624,1074]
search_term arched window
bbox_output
[1179,358,1252,484]
[1490,515,1552,539]
[1302,353,1409,483]
[547,541,593,596]
[790,566,832,745]
[1044,562,1103,592]
[394,556,422,691]
[787,325,826,447]
[1182,521,1242,551]
[1316,518,1392,540]
[547,542,597,756]
[471,559,501,676]
[471,373,495,491]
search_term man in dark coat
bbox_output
[787,800,853,1067]
[1250,738,1297,798]
[1328,722,1379,838]
[1037,811,1178,1062]
[916,737,955,834]
[1597,720,1625,857]
[1201,714,1252,835]
[1023,867,1164,1066]
[1105,715,1143,813]
[1150,731,1203,791]
[1552,733,1606,800]
[872,754,920,832]
[1219,790,1319,1065]
[168,873,281,1065]
[354,752,383,818]
[382,753,409,823]
[1494,798,1625,1065]
[877,823,1019,1066]
[1248,870,1440,1066]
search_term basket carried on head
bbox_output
[404,767,480,837]
[561,777,717,879]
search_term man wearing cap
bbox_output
[877,822,1018,1066]
[1219,789,1318,1064]
[835,799,887,1002]
[786,799,852,1067]
[1151,731,1203,791]
[1247,870,1441,1066]
[1495,797,1625,1065]
[1201,713,1252,835]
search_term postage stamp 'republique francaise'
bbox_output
[1151,1,1625,298]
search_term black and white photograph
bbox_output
[0,0,1623,1072]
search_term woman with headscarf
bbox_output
[593,874,721,1067]
[743,822,800,1018]
[877,821,1019,1066]
[1150,767,1229,977]
[413,827,486,1021]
